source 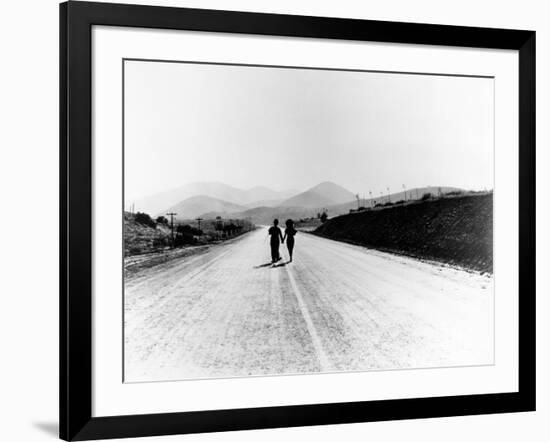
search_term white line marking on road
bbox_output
[284,264,331,371]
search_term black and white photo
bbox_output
[123,59,495,383]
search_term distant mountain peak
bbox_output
[280,181,355,208]
[133,182,298,215]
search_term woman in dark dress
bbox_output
[268,219,283,263]
[283,219,297,262]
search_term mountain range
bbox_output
[131,181,463,224]
[132,182,298,216]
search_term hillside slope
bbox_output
[162,195,247,220]
[314,193,492,273]
[329,186,463,213]
[280,181,355,207]
[124,212,171,256]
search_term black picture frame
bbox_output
[60,1,536,440]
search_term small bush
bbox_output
[152,237,169,248]
[135,212,156,228]
[445,191,463,197]
[129,245,142,255]
[177,224,202,236]
[421,192,432,201]
[174,232,196,246]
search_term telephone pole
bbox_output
[166,212,177,247]
[195,217,203,236]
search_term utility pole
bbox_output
[402,184,407,201]
[369,191,372,208]
[166,212,177,247]
[355,194,360,210]
[387,187,391,203]
[195,217,203,235]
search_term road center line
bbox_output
[284,264,331,371]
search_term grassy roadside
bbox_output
[124,228,257,278]
[313,193,493,274]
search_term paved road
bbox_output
[124,228,493,382]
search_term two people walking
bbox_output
[268,219,297,264]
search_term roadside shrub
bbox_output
[152,237,169,249]
[129,245,142,255]
[395,200,405,205]
[223,223,242,236]
[445,191,463,197]
[320,212,328,223]
[135,212,156,228]
[156,216,168,225]
[177,224,202,236]
[421,192,432,201]
[174,232,195,246]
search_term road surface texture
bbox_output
[124,228,493,382]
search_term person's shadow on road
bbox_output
[253,261,289,269]
[254,262,273,269]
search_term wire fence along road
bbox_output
[124,228,494,382]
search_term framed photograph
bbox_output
[60,1,535,440]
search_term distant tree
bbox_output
[223,223,240,236]
[174,232,195,246]
[444,190,463,197]
[320,212,328,223]
[177,224,202,236]
[156,216,168,225]
[174,225,198,246]
[134,212,156,229]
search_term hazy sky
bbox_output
[124,60,494,201]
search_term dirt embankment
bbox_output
[124,213,171,256]
[313,194,493,273]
